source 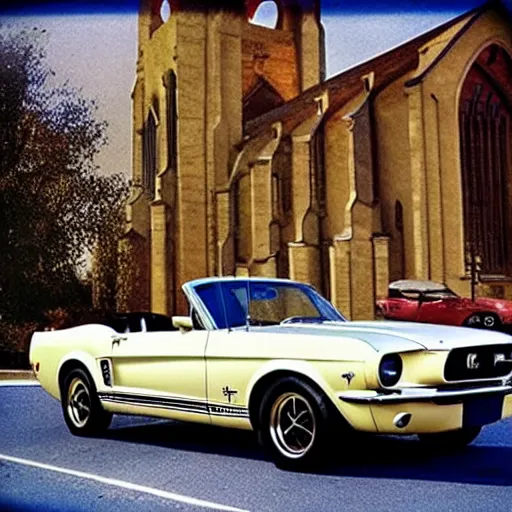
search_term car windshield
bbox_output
[192,280,346,329]
[422,289,459,300]
[391,286,459,301]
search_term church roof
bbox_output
[244,0,502,138]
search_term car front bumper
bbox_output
[337,383,512,434]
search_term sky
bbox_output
[0,0,504,178]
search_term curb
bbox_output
[0,370,36,381]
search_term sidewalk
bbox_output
[0,369,36,381]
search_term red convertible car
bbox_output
[376,280,512,333]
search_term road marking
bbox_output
[0,380,40,387]
[0,453,249,512]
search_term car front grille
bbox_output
[444,344,512,381]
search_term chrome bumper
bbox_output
[339,384,512,405]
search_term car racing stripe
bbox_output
[98,391,249,418]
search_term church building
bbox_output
[118,0,512,319]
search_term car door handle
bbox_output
[111,335,127,346]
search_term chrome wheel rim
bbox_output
[269,392,316,459]
[467,315,481,326]
[483,315,495,327]
[67,377,91,428]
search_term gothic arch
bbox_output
[243,77,285,123]
[143,101,159,198]
[165,69,177,173]
[148,0,178,34]
[458,43,512,277]
[160,0,171,23]
[247,1,281,29]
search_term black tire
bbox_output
[256,376,335,470]
[61,368,112,436]
[464,313,501,330]
[417,426,481,450]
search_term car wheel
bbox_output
[417,426,481,450]
[61,368,112,436]
[257,377,334,470]
[465,313,501,330]
[482,314,500,329]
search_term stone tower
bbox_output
[120,0,325,315]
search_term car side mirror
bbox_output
[172,316,193,333]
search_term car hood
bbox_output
[266,320,512,352]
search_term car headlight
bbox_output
[379,353,402,387]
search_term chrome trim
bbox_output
[186,276,301,287]
[99,358,113,387]
[182,282,218,330]
[269,392,316,459]
[67,377,92,428]
[338,384,512,404]
[97,391,250,418]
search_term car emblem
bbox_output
[222,386,238,403]
[494,353,505,365]
[494,353,512,368]
[342,372,355,385]
[466,353,479,370]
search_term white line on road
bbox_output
[0,453,250,512]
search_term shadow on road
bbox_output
[105,418,512,486]
[106,417,265,459]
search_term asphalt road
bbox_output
[1,383,512,512]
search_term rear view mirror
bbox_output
[250,285,278,301]
[172,316,193,333]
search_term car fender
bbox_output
[56,351,105,398]
[245,358,340,412]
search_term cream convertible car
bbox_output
[30,277,512,469]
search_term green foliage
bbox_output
[0,24,129,333]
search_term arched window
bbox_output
[160,0,171,23]
[459,44,512,276]
[394,200,405,279]
[149,0,173,34]
[143,104,158,198]
[395,200,403,232]
[248,1,279,29]
[165,70,177,172]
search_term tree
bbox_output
[0,24,129,330]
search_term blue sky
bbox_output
[0,0,505,177]
[0,0,492,15]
